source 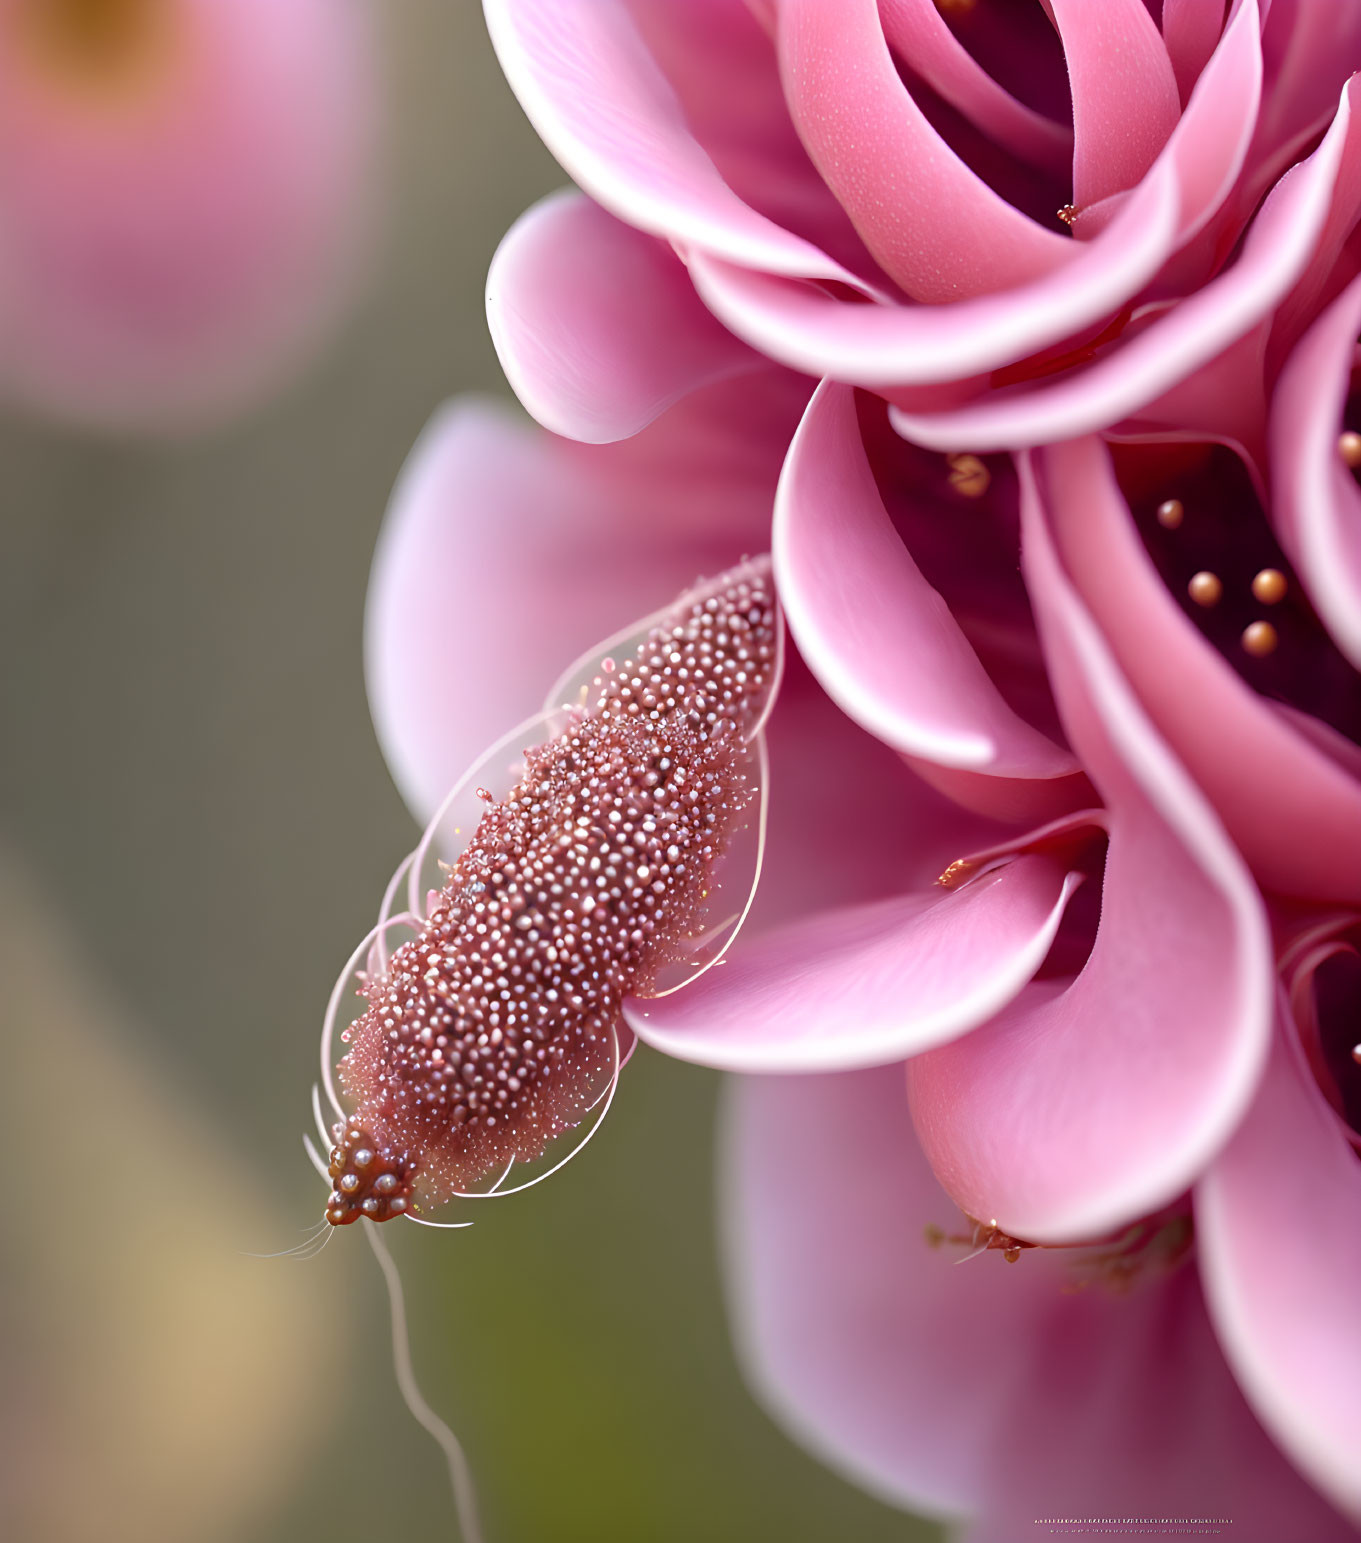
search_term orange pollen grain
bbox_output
[1188,571,1223,607]
[1241,620,1279,657]
[946,453,991,498]
[1156,498,1185,530]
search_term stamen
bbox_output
[1125,444,1361,743]
[1156,499,1185,529]
[936,858,980,889]
[945,453,991,498]
[1187,571,1222,607]
[1241,620,1279,658]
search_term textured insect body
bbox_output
[322,559,779,1226]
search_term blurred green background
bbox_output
[0,6,941,1539]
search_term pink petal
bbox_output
[487,190,758,444]
[0,0,375,430]
[688,158,1181,385]
[1163,0,1230,103]
[724,1066,1356,1536]
[1246,0,1361,203]
[723,1064,1072,1518]
[1271,272,1361,670]
[893,65,1351,452]
[1069,0,1259,255]
[774,381,1080,781]
[610,0,875,277]
[1198,1008,1361,1525]
[1156,0,1261,248]
[1049,0,1180,211]
[906,458,1272,1242]
[484,0,874,290]
[877,0,1072,176]
[775,0,1072,302]
[1266,79,1361,353]
[1109,321,1271,475]
[1035,436,1361,901]
[689,1,1261,400]
[626,856,1081,1072]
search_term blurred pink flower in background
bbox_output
[362,0,1361,1534]
[0,0,376,431]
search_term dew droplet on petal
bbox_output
[1251,568,1287,605]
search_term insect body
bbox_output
[320,558,780,1226]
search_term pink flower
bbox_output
[625,378,1361,1529]
[484,0,1361,452]
[0,0,376,431]
[364,364,1361,1532]
[358,1,1361,1531]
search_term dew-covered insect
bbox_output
[306,556,782,1230]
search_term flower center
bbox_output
[15,0,174,103]
[1120,443,1361,746]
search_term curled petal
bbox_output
[877,0,1072,176]
[1156,0,1261,248]
[487,190,758,443]
[906,459,1272,1242]
[1271,272,1361,671]
[1049,0,1179,212]
[689,159,1181,387]
[1247,0,1361,201]
[776,0,1072,301]
[774,381,1079,778]
[689,0,1261,403]
[626,857,1081,1072]
[1198,1008,1361,1525]
[893,72,1353,451]
[1163,0,1231,103]
[484,0,873,289]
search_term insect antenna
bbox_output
[241,1219,331,1261]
